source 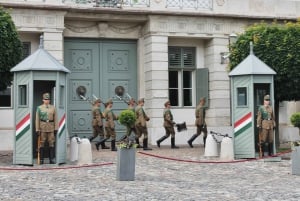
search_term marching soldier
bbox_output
[257,94,276,156]
[135,98,152,150]
[103,99,118,151]
[35,93,58,164]
[91,99,109,150]
[127,98,137,138]
[156,100,179,149]
[188,97,208,148]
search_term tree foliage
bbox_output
[0,7,22,91]
[229,21,300,102]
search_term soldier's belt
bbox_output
[41,120,54,122]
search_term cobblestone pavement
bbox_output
[0,144,300,201]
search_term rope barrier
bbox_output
[137,149,292,164]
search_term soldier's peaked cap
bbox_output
[106,98,113,104]
[43,93,50,100]
[264,95,270,100]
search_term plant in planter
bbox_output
[118,109,137,148]
[116,109,137,181]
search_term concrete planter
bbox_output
[292,146,300,175]
[116,148,136,181]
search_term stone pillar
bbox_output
[142,34,169,144]
[43,31,64,63]
[204,37,231,128]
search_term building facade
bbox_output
[1,0,300,150]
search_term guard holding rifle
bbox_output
[35,93,58,164]
[135,98,152,150]
[103,98,118,151]
[92,99,109,150]
[257,95,276,157]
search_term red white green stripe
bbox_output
[16,113,30,141]
[234,112,252,138]
[58,114,66,137]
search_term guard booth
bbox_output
[229,44,276,159]
[11,37,70,165]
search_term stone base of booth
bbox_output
[116,148,136,181]
[292,146,300,175]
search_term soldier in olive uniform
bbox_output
[103,99,118,151]
[135,98,152,150]
[257,95,276,156]
[156,100,179,149]
[127,98,137,138]
[188,97,208,148]
[91,99,109,150]
[35,93,58,164]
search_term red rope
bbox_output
[138,149,292,164]
[0,162,114,171]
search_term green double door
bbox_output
[64,39,137,140]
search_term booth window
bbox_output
[18,85,27,106]
[168,46,195,107]
[0,86,12,107]
[237,87,247,106]
[59,85,65,108]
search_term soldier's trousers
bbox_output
[40,131,55,147]
[105,127,116,140]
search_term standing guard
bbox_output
[135,98,152,150]
[188,97,208,148]
[103,99,118,151]
[156,100,179,149]
[91,99,109,150]
[257,95,276,156]
[35,93,58,164]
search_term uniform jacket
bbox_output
[257,105,276,129]
[135,105,149,127]
[92,105,103,127]
[103,108,118,129]
[36,104,58,133]
[163,108,174,128]
[195,104,206,127]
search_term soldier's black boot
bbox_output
[156,136,168,148]
[187,134,198,148]
[49,147,55,164]
[111,140,117,151]
[101,138,110,149]
[171,137,179,149]
[95,141,101,151]
[136,138,143,148]
[143,138,152,151]
[268,143,273,156]
[203,136,207,148]
[39,147,44,165]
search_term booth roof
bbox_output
[229,53,276,76]
[11,48,70,73]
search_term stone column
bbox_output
[43,31,64,63]
[142,34,169,144]
[204,37,231,129]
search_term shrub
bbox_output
[290,112,300,128]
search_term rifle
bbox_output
[37,132,41,165]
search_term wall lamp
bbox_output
[220,33,238,64]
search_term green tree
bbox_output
[229,21,300,102]
[0,7,22,91]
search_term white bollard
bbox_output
[69,136,80,162]
[77,138,93,165]
[204,134,218,157]
[220,136,234,161]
